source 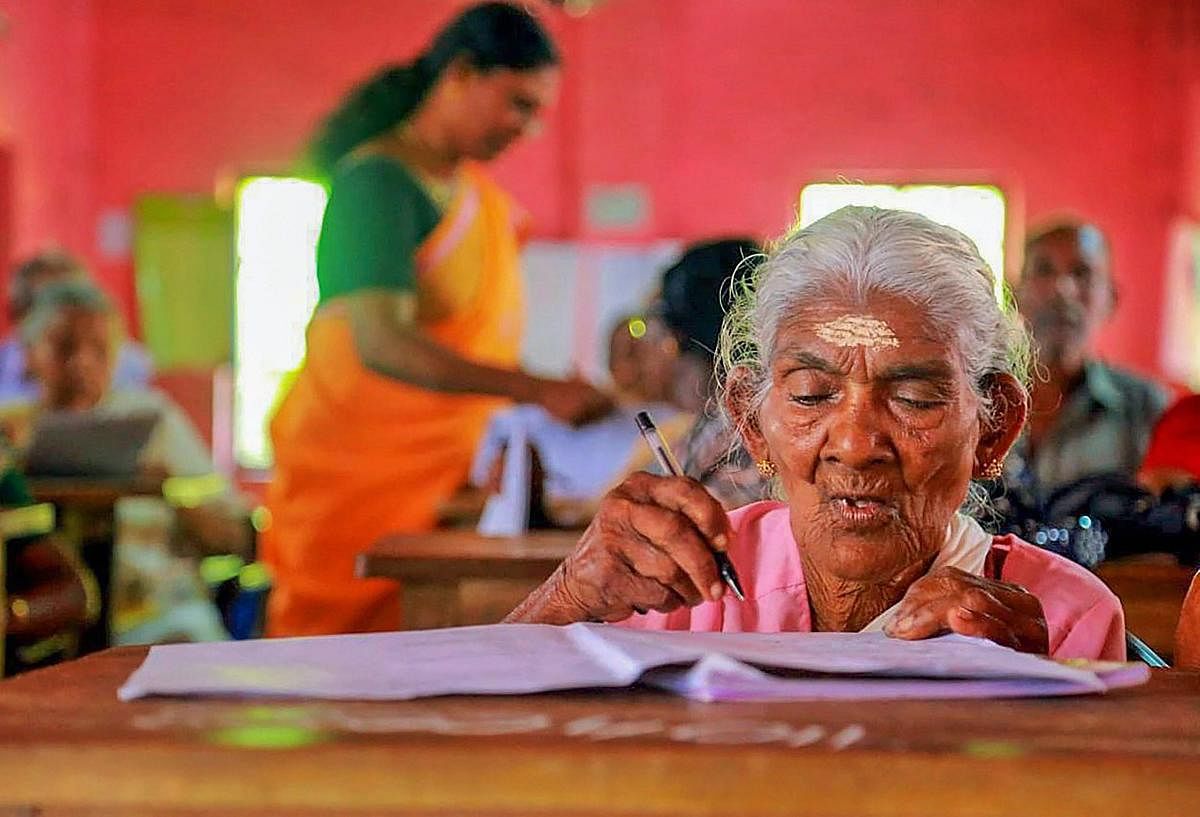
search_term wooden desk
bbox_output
[1096,555,1196,662]
[28,477,164,509]
[29,478,163,653]
[359,530,576,629]
[1,647,1198,816]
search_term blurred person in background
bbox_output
[264,2,611,636]
[472,239,760,527]
[985,221,1173,565]
[1138,394,1200,496]
[7,282,251,643]
[1003,220,1169,499]
[2,453,93,675]
[607,314,678,406]
[0,250,152,402]
[662,238,775,509]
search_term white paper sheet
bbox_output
[476,427,531,537]
[644,653,1150,702]
[117,623,1149,703]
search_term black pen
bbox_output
[634,410,746,601]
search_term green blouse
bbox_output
[316,154,442,305]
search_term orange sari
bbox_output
[262,165,525,636]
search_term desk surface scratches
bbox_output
[0,647,1198,816]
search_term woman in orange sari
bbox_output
[264,3,610,636]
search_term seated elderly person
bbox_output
[10,280,253,551]
[0,250,153,402]
[508,207,1124,661]
[4,281,253,642]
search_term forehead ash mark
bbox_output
[814,315,899,349]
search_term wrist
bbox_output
[510,373,547,406]
[545,564,593,624]
[507,565,590,625]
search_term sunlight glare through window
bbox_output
[234,177,327,470]
[798,183,1007,300]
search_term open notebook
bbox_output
[118,623,1149,703]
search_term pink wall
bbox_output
[4,0,1198,374]
[1182,2,1200,222]
[0,0,96,331]
[572,0,1189,375]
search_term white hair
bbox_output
[719,205,1030,433]
[20,279,116,346]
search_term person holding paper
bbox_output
[264,2,612,637]
[509,207,1125,661]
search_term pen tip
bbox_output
[634,411,654,433]
[715,552,746,601]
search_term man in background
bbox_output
[987,220,1174,566]
[1005,220,1169,497]
[0,250,152,402]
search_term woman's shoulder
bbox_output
[995,534,1126,660]
[325,151,442,242]
[995,534,1120,616]
[727,501,805,600]
[332,151,424,194]
[728,500,790,532]
[459,161,522,213]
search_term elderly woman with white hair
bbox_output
[508,207,1125,660]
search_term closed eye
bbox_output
[789,393,834,406]
[894,397,943,410]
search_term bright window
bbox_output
[798,183,1007,299]
[233,177,327,470]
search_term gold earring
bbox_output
[756,459,777,478]
[981,459,1005,480]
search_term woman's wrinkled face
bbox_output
[750,293,984,584]
[27,307,116,411]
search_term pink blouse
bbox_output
[619,501,1126,661]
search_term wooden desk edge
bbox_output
[0,736,1197,816]
[358,551,566,582]
[29,478,166,507]
[2,651,1200,816]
